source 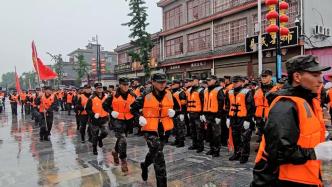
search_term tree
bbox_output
[48,53,64,88]
[123,0,154,79]
[0,72,15,89]
[74,54,89,85]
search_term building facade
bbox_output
[157,0,302,80]
[68,43,117,85]
[114,33,164,81]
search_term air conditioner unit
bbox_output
[324,27,331,37]
[314,25,324,35]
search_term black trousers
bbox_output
[66,103,72,115]
[79,115,91,142]
[230,117,252,158]
[113,119,133,159]
[39,112,53,139]
[11,103,17,116]
[206,114,221,153]
[220,115,229,146]
[91,122,108,148]
[189,113,204,149]
[143,132,167,187]
[174,115,186,142]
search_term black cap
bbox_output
[206,75,218,81]
[94,82,102,88]
[231,76,244,83]
[43,86,52,90]
[184,78,193,82]
[219,78,225,83]
[151,73,167,82]
[119,77,130,85]
[224,76,231,79]
[261,69,273,76]
[108,85,114,88]
[191,75,199,80]
[84,84,91,89]
[286,55,331,73]
[172,79,181,84]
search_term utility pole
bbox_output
[258,0,263,76]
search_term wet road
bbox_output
[0,102,331,187]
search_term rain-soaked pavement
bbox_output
[0,101,332,187]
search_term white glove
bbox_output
[179,114,184,122]
[187,113,190,119]
[94,113,100,119]
[314,141,332,161]
[243,121,250,130]
[168,109,175,118]
[226,118,230,128]
[325,131,330,139]
[200,115,206,122]
[139,116,147,127]
[111,111,119,119]
[215,118,221,124]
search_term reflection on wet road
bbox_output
[0,102,331,187]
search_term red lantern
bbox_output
[279,14,289,27]
[265,0,279,10]
[280,27,290,40]
[266,10,279,25]
[266,24,279,39]
[279,1,289,14]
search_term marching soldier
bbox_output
[86,83,109,155]
[202,75,226,157]
[18,90,27,114]
[227,76,255,164]
[73,88,82,130]
[130,73,179,187]
[76,85,92,143]
[187,76,205,153]
[65,89,74,115]
[183,78,192,137]
[9,90,19,116]
[132,77,144,97]
[103,77,136,174]
[253,69,278,144]
[252,55,332,186]
[170,79,187,147]
[35,86,58,141]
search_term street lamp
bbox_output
[90,35,101,82]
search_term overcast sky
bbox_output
[0,0,161,78]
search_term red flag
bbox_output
[36,57,58,80]
[31,41,58,80]
[15,67,21,93]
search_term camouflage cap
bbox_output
[286,55,330,73]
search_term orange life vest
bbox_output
[142,90,174,132]
[134,87,142,97]
[80,94,89,115]
[254,86,279,118]
[67,93,73,104]
[10,95,18,103]
[39,94,55,112]
[173,88,186,111]
[228,88,250,117]
[255,96,324,186]
[112,93,135,120]
[203,86,222,113]
[187,87,203,112]
[19,93,27,101]
[91,95,108,118]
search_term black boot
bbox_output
[196,147,204,153]
[212,151,220,158]
[239,157,248,164]
[140,162,148,181]
[176,141,185,148]
[206,150,213,155]
[98,139,103,148]
[93,146,98,155]
[229,154,240,161]
[188,146,197,150]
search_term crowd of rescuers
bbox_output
[3,54,332,187]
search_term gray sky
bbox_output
[0,0,161,78]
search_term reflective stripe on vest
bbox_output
[80,95,89,115]
[203,86,222,113]
[39,94,55,112]
[228,88,249,117]
[142,90,174,132]
[112,94,135,120]
[92,95,108,118]
[255,96,324,186]
[187,87,203,112]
